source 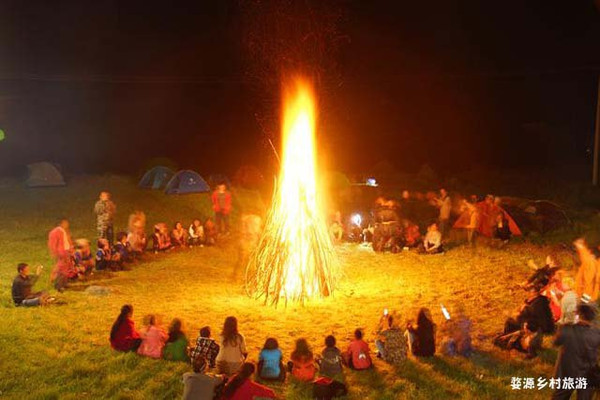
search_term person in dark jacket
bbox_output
[11,263,50,306]
[552,304,600,400]
[406,308,436,357]
[504,287,555,335]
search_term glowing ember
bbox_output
[245,77,338,305]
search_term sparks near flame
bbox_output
[245,77,338,305]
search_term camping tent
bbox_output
[139,166,175,190]
[164,170,210,194]
[26,162,65,187]
[234,165,264,189]
[501,197,571,234]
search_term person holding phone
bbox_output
[12,263,51,306]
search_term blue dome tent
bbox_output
[164,170,210,194]
[139,166,175,190]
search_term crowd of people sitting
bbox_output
[107,304,477,400]
[11,186,233,307]
[9,183,600,399]
[329,188,520,253]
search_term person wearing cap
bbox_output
[553,303,600,400]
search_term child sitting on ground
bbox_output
[113,232,133,267]
[137,314,168,359]
[289,338,317,382]
[73,238,94,277]
[163,318,190,362]
[257,338,285,381]
[318,335,343,378]
[183,355,227,400]
[96,238,117,271]
[344,329,372,370]
[190,326,221,369]
[171,222,188,248]
[188,219,205,247]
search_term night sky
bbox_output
[0,0,599,178]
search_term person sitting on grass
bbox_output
[493,321,543,359]
[318,335,343,378]
[73,239,94,277]
[113,231,133,267]
[375,313,407,365]
[344,329,372,370]
[288,338,317,382]
[190,326,220,369]
[258,338,285,381]
[137,314,168,359]
[402,219,421,248]
[127,211,147,257]
[171,221,188,248]
[163,318,190,362]
[439,307,473,357]
[96,238,117,271]
[504,285,555,335]
[151,223,173,253]
[216,316,248,376]
[110,304,141,352]
[188,219,205,247]
[406,308,436,357]
[493,213,511,246]
[222,362,276,400]
[204,218,217,246]
[12,263,51,307]
[421,223,443,254]
[183,355,227,400]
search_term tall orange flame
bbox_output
[245,77,338,305]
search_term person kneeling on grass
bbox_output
[190,326,220,369]
[188,219,205,247]
[183,354,227,400]
[110,304,141,352]
[216,316,248,376]
[113,232,134,267]
[344,329,372,370]
[258,338,285,381]
[288,338,317,382]
[163,318,190,362]
[222,362,276,400]
[137,314,168,359]
[96,238,118,271]
[12,263,51,307]
[318,335,343,378]
[375,313,407,366]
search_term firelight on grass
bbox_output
[245,77,338,305]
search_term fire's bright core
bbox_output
[245,77,338,305]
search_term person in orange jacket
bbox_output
[211,183,232,235]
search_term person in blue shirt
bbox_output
[257,337,285,381]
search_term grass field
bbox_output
[0,175,593,399]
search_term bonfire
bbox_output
[245,77,338,305]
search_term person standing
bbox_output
[434,188,452,237]
[48,218,75,291]
[211,183,232,235]
[12,263,50,306]
[552,304,600,400]
[94,191,116,245]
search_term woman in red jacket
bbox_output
[110,304,142,352]
[221,362,276,400]
[289,338,317,381]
